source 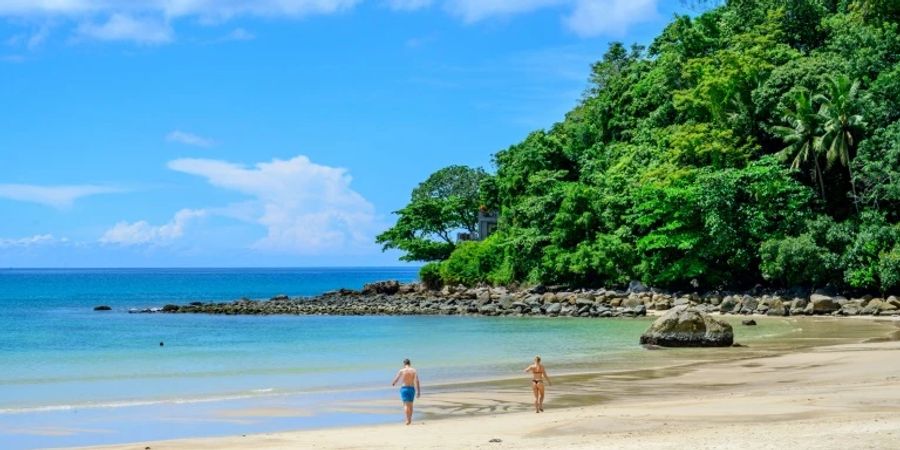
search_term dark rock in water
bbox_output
[189,301,203,306]
[742,319,757,326]
[271,294,289,301]
[93,305,112,311]
[161,304,179,312]
[627,280,649,293]
[362,280,400,295]
[639,305,733,347]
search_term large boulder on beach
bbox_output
[639,305,734,347]
[810,294,840,314]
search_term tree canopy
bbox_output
[382,0,900,294]
[376,165,487,262]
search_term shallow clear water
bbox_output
[0,268,818,449]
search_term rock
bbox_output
[93,305,112,311]
[361,280,400,295]
[766,299,786,316]
[489,438,502,443]
[720,296,737,313]
[162,304,179,312]
[810,294,840,314]
[479,304,498,315]
[271,294,289,301]
[639,305,734,347]
[623,297,643,308]
[742,319,757,326]
[840,304,862,316]
[629,304,647,316]
[739,296,758,314]
[673,297,691,307]
[545,302,562,316]
[887,296,900,308]
[862,299,883,315]
[879,301,898,312]
[627,280,649,293]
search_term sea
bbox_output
[0,268,804,449]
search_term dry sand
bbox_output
[95,319,900,450]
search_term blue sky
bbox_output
[0,0,697,267]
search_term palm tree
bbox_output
[816,74,866,206]
[773,88,826,201]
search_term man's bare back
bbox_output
[396,367,418,386]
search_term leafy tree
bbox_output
[816,74,866,203]
[376,166,487,262]
[772,89,827,200]
[853,121,900,216]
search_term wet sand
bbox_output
[91,317,900,450]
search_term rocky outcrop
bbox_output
[93,305,112,311]
[810,294,840,314]
[362,280,401,295]
[124,279,899,320]
[639,306,734,347]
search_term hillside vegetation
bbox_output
[379,0,900,293]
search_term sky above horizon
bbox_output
[0,0,698,267]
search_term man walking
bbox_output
[391,358,421,425]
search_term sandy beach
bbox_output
[91,317,900,450]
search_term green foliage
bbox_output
[760,234,835,286]
[878,245,900,292]
[376,166,487,262]
[854,121,900,216]
[438,234,512,286]
[379,0,899,291]
[419,262,443,290]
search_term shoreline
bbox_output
[86,317,900,450]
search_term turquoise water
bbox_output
[0,268,789,449]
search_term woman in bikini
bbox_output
[524,355,551,413]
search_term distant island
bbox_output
[376,0,900,297]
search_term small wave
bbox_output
[0,389,284,415]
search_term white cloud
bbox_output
[565,0,659,37]
[444,0,565,22]
[0,0,660,44]
[100,208,206,245]
[166,130,216,147]
[167,155,376,254]
[0,234,66,248]
[0,1,363,19]
[76,13,172,44]
[0,183,121,209]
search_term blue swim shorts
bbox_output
[400,386,416,403]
